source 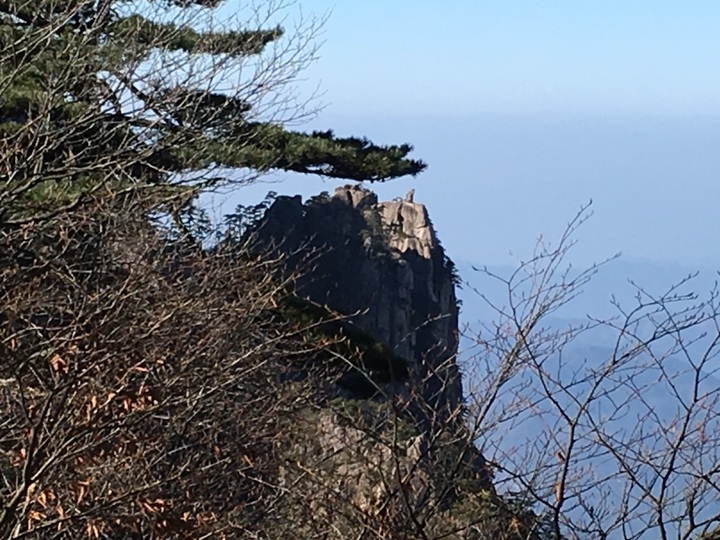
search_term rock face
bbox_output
[250,184,463,421]
[247,186,547,538]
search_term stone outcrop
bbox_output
[246,185,550,539]
[250,184,463,420]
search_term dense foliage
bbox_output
[0,0,425,224]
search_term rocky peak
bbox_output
[250,185,463,420]
[333,183,378,209]
[248,185,509,535]
[333,184,437,259]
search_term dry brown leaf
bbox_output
[49,353,68,374]
[86,521,99,539]
[27,510,46,523]
[12,447,27,466]
[74,479,91,504]
[102,392,116,407]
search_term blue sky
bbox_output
[295,1,720,117]
[214,2,720,268]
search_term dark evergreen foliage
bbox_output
[0,0,425,223]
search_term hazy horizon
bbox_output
[201,2,720,270]
[213,111,720,270]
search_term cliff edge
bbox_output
[241,186,551,538]
[251,184,463,424]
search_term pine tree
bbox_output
[0,4,429,536]
[0,0,426,223]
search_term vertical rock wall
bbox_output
[250,185,506,536]
[250,184,463,419]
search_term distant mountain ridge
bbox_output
[456,257,719,326]
[455,256,720,539]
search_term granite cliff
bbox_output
[244,186,548,538]
[250,184,463,424]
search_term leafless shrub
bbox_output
[463,202,720,540]
[0,197,330,538]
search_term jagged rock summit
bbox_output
[244,186,552,538]
[334,184,436,259]
[251,184,463,418]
